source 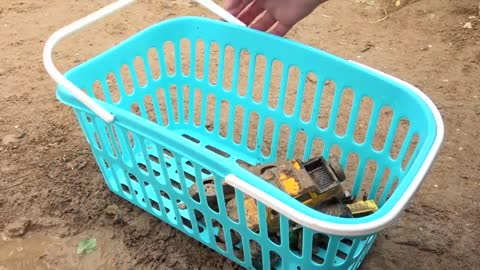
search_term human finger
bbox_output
[224,0,253,17]
[268,22,291,37]
[237,0,265,26]
[249,11,277,32]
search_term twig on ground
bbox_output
[371,8,389,24]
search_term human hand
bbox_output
[224,0,327,36]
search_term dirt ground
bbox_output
[1,0,479,269]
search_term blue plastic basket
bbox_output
[45,4,444,270]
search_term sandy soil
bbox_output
[1,0,479,269]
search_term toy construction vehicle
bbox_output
[188,156,378,268]
[227,156,352,232]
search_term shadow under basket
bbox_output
[56,17,443,270]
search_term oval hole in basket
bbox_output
[120,64,134,95]
[353,96,374,144]
[401,133,419,171]
[181,215,193,230]
[283,65,301,116]
[261,117,275,157]
[128,172,138,183]
[126,131,135,148]
[163,41,176,76]
[312,233,329,265]
[92,80,105,101]
[180,38,190,76]
[147,47,161,80]
[194,39,205,80]
[130,102,141,117]
[231,229,245,261]
[182,85,190,123]
[360,160,378,200]
[121,183,131,194]
[236,49,254,97]
[206,145,231,158]
[208,41,220,85]
[267,59,283,110]
[372,106,394,151]
[344,152,360,191]
[160,190,171,213]
[308,137,325,159]
[194,209,206,233]
[149,199,160,211]
[133,56,147,87]
[193,88,203,127]
[300,72,318,122]
[249,239,263,268]
[106,72,120,103]
[270,250,282,268]
[169,85,179,123]
[143,95,158,123]
[390,118,410,160]
[182,134,200,144]
[233,105,245,144]
[293,130,307,160]
[381,177,399,205]
[218,99,230,138]
[252,54,267,103]
[317,80,336,130]
[222,45,235,91]
[373,167,391,203]
[328,144,342,164]
[103,159,110,169]
[213,220,227,252]
[156,88,169,126]
[237,49,251,97]
[335,88,355,137]
[247,112,259,150]
[85,113,92,123]
[276,124,291,160]
[205,93,216,131]
[93,132,102,150]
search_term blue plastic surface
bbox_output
[56,17,438,269]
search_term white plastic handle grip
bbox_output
[43,0,244,123]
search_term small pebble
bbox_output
[5,219,32,238]
[434,184,438,188]
[463,22,473,29]
[105,204,120,216]
[2,131,25,145]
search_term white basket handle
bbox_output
[43,0,244,123]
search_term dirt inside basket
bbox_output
[1,0,479,269]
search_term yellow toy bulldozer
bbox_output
[226,156,352,232]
